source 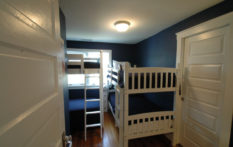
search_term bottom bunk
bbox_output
[126,111,174,140]
[69,99,100,133]
[108,91,174,131]
[69,89,100,132]
[69,99,99,112]
[108,90,175,145]
[108,92,174,115]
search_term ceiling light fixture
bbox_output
[114,21,130,32]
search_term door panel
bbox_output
[188,99,218,117]
[0,47,56,126]
[189,36,223,56]
[24,112,61,147]
[6,0,54,35]
[187,78,221,91]
[188,87,219,106]
[188,107,216,131]
[188,65,222,80]
[181,26,229,147]
[0,0,60,55]
[184,124,214,147]
[0,0,65,147]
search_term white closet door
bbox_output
[0,0,65,147]
[181,25,232,147]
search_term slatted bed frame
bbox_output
[107,60,178,147]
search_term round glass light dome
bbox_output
[114,21,130,32]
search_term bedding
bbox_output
[69,99,99,111]
[108,92,173,115]
[68,62,100,69]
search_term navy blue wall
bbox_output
[59,8,70,135]
[67,41,137,65]
[136,0,233,67]
[136,0,233,145]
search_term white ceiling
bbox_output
[63,0,223,44]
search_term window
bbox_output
[67,49,112,87]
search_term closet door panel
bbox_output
[181,26,230,147]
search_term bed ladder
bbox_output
[84,74,103,141]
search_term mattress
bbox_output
[68,62,100,69]
[108,92,173,115]
[69,99,99,111]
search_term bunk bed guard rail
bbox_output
[122,66,177,141]
[125,67,177,94]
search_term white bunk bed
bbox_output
[107,61,126,126]
[107,60,179,147]
[67,51,104,141]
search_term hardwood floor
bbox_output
[72,112,173,147]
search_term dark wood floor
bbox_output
[72,112,173,147]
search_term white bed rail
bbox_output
[127,111,174,139]
[126,67,177,94]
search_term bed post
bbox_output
[80,54,84,73]
[118,86,124,147]
[115,85,119,127]
[123,62,130,147]
[123,93,129,147]
[100,50,104,138]
[173,64,182,146]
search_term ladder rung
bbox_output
[86,123,101,128]
[86,98,100,102]
[85,75,100,78]
[84,69,100,74]
[85,87,99,90]
[84,57,99,61]
[86,111,100,115]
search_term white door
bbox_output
[0,0,65,147]
[180,20,233,146]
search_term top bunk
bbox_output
[107,60,178,94]
[107,60,129,87]
[67,51,103,74]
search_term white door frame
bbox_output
[174,12,233,147]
